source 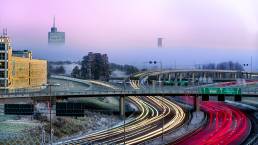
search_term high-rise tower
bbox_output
[48,17,65,44]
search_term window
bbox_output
[0,71,5,78]
[0,62,5,69]
[0,53,5,60]
[0,80,5,87]
[0,43,5,51]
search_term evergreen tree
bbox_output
[71,66,80,78]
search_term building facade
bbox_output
[0,35,47,89]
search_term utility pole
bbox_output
[251,56,253,73]
[44,83,60,144]
[147,60,164,142]
[123,79,126,145]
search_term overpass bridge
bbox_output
[1,73,258,116]
[1,86,258,115]
[1,86,258,99]
[131,69,258,85]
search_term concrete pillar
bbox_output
[179,73,182,81]
[202,94,209,101]
[119,96,125,117]
[234,95,242,101]
[152,80,156,89]
[168,74,171,81]
[219,73,222,79]
[158,74,162,87]
[194,95,200,112]
[175,73,178,86]
[192,73,195,85]
[218,94,225,101]
[203,72,208,83]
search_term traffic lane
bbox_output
[174,101,250,145]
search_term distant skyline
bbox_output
[1,0,258,69]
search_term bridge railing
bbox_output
[1,86,258,98]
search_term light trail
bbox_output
[59,74,186,145]
[174,101,250,145]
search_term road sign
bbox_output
[222,88,241,95]
[199,87,241,95]
[4,104,34,115]
[199,87,221,94]
[56,102,84,117]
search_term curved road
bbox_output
[57,80,186,145]
[174,101,250,145]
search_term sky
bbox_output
[1,0,258,69]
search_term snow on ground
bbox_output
[54,110,122,144]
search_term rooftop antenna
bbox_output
[157,37,163,48]
[53,16,56,27]
[3,28,7,36]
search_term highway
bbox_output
[57,80,186,145]
[171,81,252,145]
[174,101,250,145]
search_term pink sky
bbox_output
[1,0,258,68]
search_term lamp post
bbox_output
[147,60,164,142]
[43,82,60,144]
[243,62,254,79]
[148,61,163,88]
[123,78,126,145]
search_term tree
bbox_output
[71,66,80,78]
[55,66,65,74]
[109,63,139,75]
[202,61,244,71]
[79,52,110,81]
[80,55,89,79]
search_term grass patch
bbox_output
[0,115,20,122]
[0,122,32,133]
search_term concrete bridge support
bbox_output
[179,73,183,82]
[219,73,222,79]
[193,95,200,112]
[192,73,195,85]
[158,75,161,82]
[202,95,209,101]
[218,94,225,101]
[119,96,125,117]
[234,95,242,101]
[168,74,171,81]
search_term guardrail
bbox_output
[1,87,258,99]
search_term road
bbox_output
[174,101,250,145]
[56,80,186,145]
[171,81,252,145]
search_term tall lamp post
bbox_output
[148,61,163,87]
[43,82,60,144]
[147,60,164,142]
[123,78,126,145]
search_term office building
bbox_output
[48,17,65,44]
[0,35,47,89]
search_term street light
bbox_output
[123,78,126,145]
[147,60,164,142]
[43,82,60,144]
[242,56,253,72]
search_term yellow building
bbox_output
[0,35,47,89]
